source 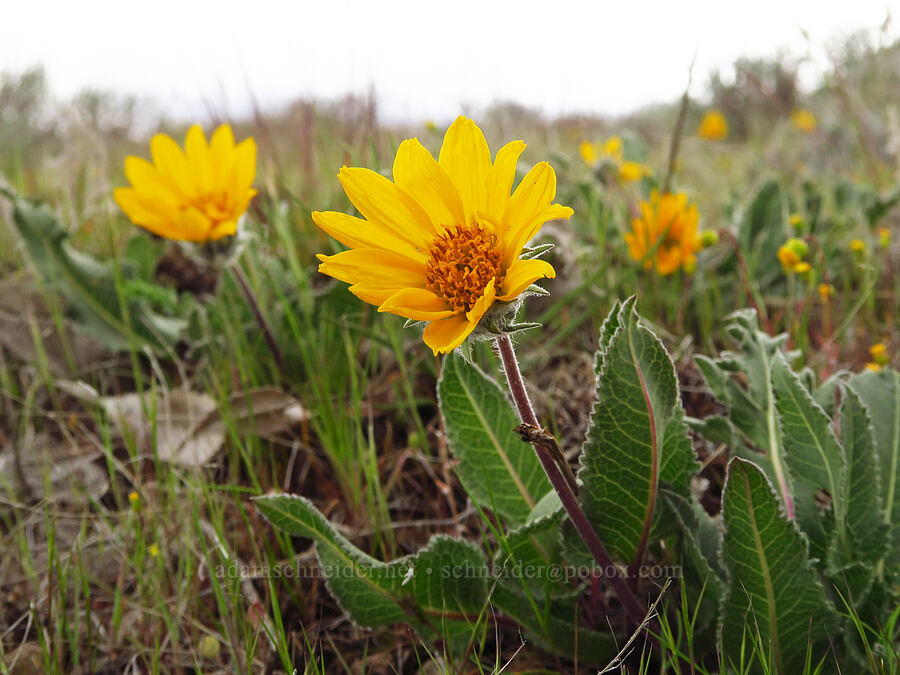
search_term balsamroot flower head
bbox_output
[579,136,651,183]
[791,109,817,133]
[114,124,257,243]
[314,116,573,355]
[626,190,701,275]
[697,110,729,141]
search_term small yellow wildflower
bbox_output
[879,227,891,249]
[817,283,834,302]
[425,119,438,132]
[128,491,140,509]
[579,140,597,165]
[626,191,701,275]
[850,239,865,253]
[793,261,812,275]
[865,362,883,372]
[114,124,258,243]
[869,343,889,366]
[789,213,804,230]
[315,116,572,355]
[778,245,800,269]
[149,543,160,558]
[619,161,651,182]
[697,110,728,141]
[791,109,817,133]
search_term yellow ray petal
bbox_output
[379,287,455,321]
[485,140,526,220]
[393,138,465,231]
[208,219,238,241]
[150,133,193,198]
[423,314,477,355]
[174,206,216,242]
[438,116,492,224]
[503,203,574,269]
[312,210,427,262]
[232,137,257,197]
[184,124,213,196]
[338,167,436,250]
[465,277,496,323]
[124,156,181,208]
[114,187,177,236]
[317,248,425,288]
[497,259,556,301]
[209,124,236,189]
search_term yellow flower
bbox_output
[579,140,597,165]
[425,119,438,132]
[789,213,804,230]
[778,245,801,270]
[149,543,160,558]
[697,110,728,140]
[114,124,258,243]
[793,261,812,275]
[865,362,883,372]
[619,161,651,182]
[625,191,700,275]
[581,136,650,182]
[817,283,834,301]
[849,238,865,252]
[314,116,573,355]
[879,227,891,249]
[791,109,817,133]
[869,342,889,366]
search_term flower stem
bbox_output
[230,264,284,370]
[495,335,647,629]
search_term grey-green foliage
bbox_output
[253,494,489,639]
[738,179,789,289]
[720,458,837,674]
[578,296,698,564]
[846,368,900,570]
[693,311,796,518]
[437,352,550,524]
[4,193,184,351]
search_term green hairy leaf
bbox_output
[578,297,697,564]
[836,383,887,569]
[254,494,490,636]
[254,494,413,627]
[720,458,837,674]
[694,311,793,514]
[438,353,550,524]
[771,355,847,565]
[7,194,184,350]
[847,368,900,570]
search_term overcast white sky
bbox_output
[2,0,898,122]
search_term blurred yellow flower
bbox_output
[879,227,891,249]
[789,213,804,229]
[580,136,650,182]
[114,124,258,242]
[865,363,883,372]
[149,543,160,557]
[778,238,808,271]
[849,238,865,252]
[793,261,812,275]
[579,140,597,165]
[791,109,817,133]
[314,116,572,355]
[697,110,728,140]
[425,119,438,132]
[817,283,834,301]
[619,161,652,182]
[870,342,889,366]
[626,191,700,275]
